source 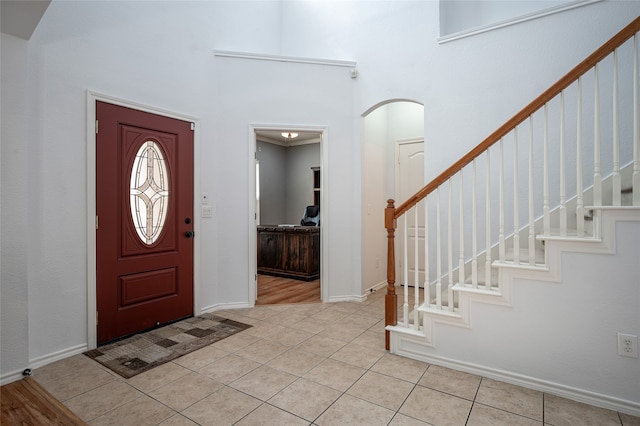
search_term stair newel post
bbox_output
[385,199,397,351]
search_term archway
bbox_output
[361,100,424,294]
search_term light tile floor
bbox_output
[33,291,640,425]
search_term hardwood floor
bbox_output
[1,377,86,425]
[256,274,320,305]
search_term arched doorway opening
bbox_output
[361,100,424,293]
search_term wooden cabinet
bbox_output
[257,226,320,280]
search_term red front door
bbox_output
[96,101,194,344]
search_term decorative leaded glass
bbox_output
[130,141,169,245]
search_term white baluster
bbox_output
[560,91,567,236]
[576,77,585,237]
[436,188,442,308]
[471,159,478,288]
[485,149,492,289]
[413,205,419,328]
[499,138,506,261]
[528,117,536,265]
[448,179,454,310]
[403,213,409,327]
[544,105,551,234]
[448,284,454,313]
[514,127,520,263]
[634,34,640,206]
[594,64,602,207]
[424,196,430,307]
[613,48,621,206]
[459,170,465,286]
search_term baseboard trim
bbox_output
[364,280,387,295]
[327,294,367,303]
[1,369,27,386]
[200,302,253,315]
[2,344,89,386]
[29,344,88,371]
[391,333,640,417]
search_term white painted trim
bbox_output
[438,0,602,44]
[86,91,201,350]
[327,294,367,303]
[364,280,388,295]
[391,332,640,417]
[214,50,356,68]
[1,370,27,386]
[0,343,90,386]
[29,344,88,371]
[249,123,329,304]
[200,302,253,315]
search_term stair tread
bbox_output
[537,227,595,240]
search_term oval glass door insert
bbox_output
[130,140,170,245]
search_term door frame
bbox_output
[248,123,328,304]
[86,91,201,350]
[394,138,425,282]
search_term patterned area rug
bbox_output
[84,314,251,379]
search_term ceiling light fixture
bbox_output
[281,132,298,139]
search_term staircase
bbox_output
[384,17,640,415]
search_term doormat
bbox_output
[84,313,252,379]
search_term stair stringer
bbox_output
[389,207,640,416]
[389,206,640,350]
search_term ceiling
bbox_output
[255,129,322,147]
[1,0,51,40]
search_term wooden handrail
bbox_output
[394,16,640,219]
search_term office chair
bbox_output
[300,205,320,226]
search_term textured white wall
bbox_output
[1,0,639,403]
[209,56,356,305]
[256,141,287,225]
[9,0,286,368]
[286,143,321,224]
[1,33,30,377]
[419,218,640,405]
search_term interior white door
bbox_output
[395,139,425,287]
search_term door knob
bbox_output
[185,231,194,238]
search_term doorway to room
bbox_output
[253,128,323,305]
[361,100,424,292]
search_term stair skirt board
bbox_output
[389,208,640,417]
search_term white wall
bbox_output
[209,56,356,306]
[1,33,30,376]
[416,217,640,406]
[0,0,345,379]
[1,0,639,406]
[439,0,578,36]
[286,143,321,224]
[256,141,287,225]
[256,141,320,225]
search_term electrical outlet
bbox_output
[617,333,638,358]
